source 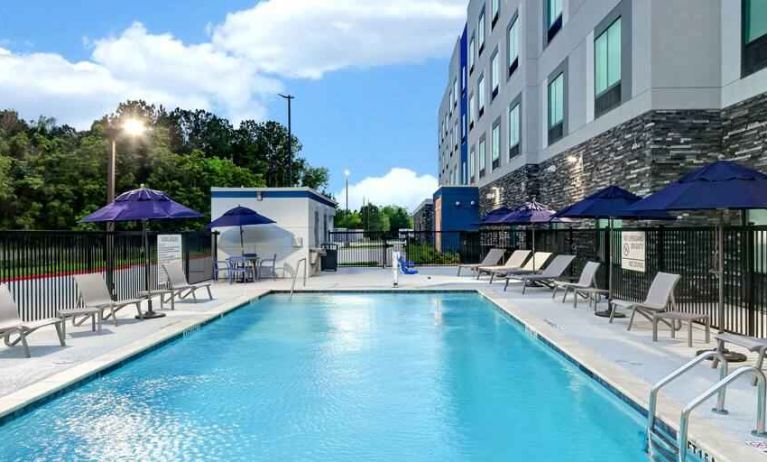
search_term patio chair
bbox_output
[551,261,601,303]
[0,284,65,358]
[712,334,767,385]
[162,262,214,302]
[73,273,144,326]
[487,251,552,284]
[258,254,279,280]
[456,248,505,276]
[213,260,230,281]
[227,256,255,283]
[609,272,681,330]
[476,250,531,282]
[509,255,576,293]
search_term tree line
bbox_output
[0,100,329,230]
[334,204,412,233]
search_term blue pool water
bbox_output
[1,292,649,461]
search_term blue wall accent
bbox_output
[211,189,337,208]
[433,187,479,232]
[459,24,469,185]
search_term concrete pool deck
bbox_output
[0,267,764,461]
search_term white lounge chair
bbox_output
[0,284,65,357]
[511,255,576,293]
[552,261,601,304]
[476,250,532,283]
[610,272,681,330]
[489,251,552,284]
[457,248,505,276]
[162,262,213,303]
[73,273,144,326]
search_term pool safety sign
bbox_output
[157,234,183,285]
[621,231,646,273]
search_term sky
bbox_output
[0,0,467,211]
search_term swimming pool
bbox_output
[1,292,649,461]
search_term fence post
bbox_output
[747,226,756,336]
[105,230,115,299]
[658,226,665,273]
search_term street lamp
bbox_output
[108,117,147,204]
[279,93,295,187]
[344,169,351,212]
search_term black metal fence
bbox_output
[329,225,767,336]
[0,230,215,321]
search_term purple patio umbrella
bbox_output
[498,200,571,268]
[479,206,515,225]
[554,186,674,318]
[628,161,767,350]
[208,205,275,255]
[81,186,203,319]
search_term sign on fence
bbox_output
[157,234,183,285]
[621,231,646,273]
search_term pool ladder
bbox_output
[289,258,307,299]
[646,351,767,462]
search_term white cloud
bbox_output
[213,0,466,79]
[0,1,465,127]
[337,168,438,212]
[0,23,282,128]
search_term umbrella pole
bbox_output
[140,220,166,320]
[595,218,625,318]
[240,225,245,256]
[697,211,745,361]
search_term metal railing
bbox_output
[678,366,767,462]
[289,258,307,298]
[0,230,215,320]
[646,351,728,460]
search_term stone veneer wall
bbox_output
[479,106,732,218]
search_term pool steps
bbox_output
[647,352,767,461]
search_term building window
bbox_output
[453,78,459,106]
[469,94,476,129]
[492,121,501,169]
[508,102,520,157]
[478,75,486,117]
[507,15,519,77]
[462,66,467,90]
[547,0,563,43]
[454,121,459,148]
[548,72,565,144]
[743,0,767,76]
[462,114,467,140]
[492,0,500,27]
[469,35,476,73]
[595,17,622,116]
[491,50,500,98]
[479,137,487,177]
[469,147,476,183]
[478,7,486,54]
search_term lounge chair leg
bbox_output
[19,332,30,358]
[192,290,198,303]
[490,273,495,284]
[627,307,638,331]
[136,302,143,320]
[522,280,527,294]
[206,286,213,300]
[609,302,617,323]
[91,313,96,332]
[55,322,66,346]
[504,278,509,291]
[61,317,68,339]
[111,307,118,326]
[457,267,461,277]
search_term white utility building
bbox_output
[210,187,337,277]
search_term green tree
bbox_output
[382,205,412,231]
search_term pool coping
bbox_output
[0,287,749,461]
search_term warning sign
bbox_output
[621,231,646,273]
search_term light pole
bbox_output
[279,93,295,187]
[344,169,351,212]
[105,117,147,295]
